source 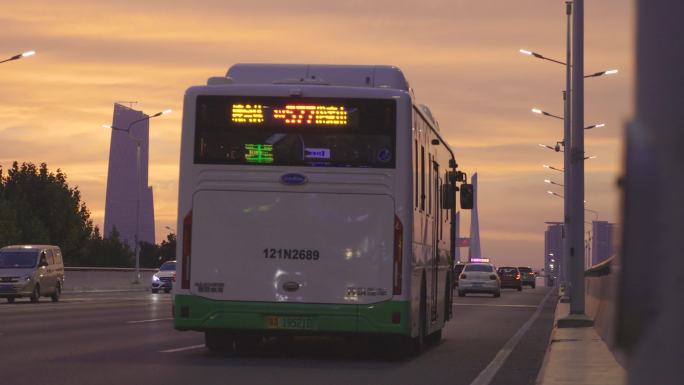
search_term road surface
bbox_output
[0,283,555,385]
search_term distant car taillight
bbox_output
[181,210,192,290]
[460,274,467,279]
[489,274,497,280]
[515,273,521,280]
[393,215,403,295]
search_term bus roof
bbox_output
[225,64,410,91]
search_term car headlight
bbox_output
[23,275,33,282]
[152,275,160,282]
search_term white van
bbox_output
[0,245,65,303]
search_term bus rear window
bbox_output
[194,96,396,168]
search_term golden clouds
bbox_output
[0,0,632,267]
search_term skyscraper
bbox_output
[468,173,481,261]
[591,221,617,266]
[544,222,564,287]
[103,103,155,248]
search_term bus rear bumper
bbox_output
[173,294,410,336]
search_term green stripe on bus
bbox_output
[173,294,410,335]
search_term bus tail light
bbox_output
[393,215,403,295]
[181,210,192,289]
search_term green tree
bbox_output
[0,199,22,246]
[82,227,134,267]
[1,161,163,268]
[0,167,22,245]
[1,162,93,264]
[159,232,176,262]
[139,241,160,268]
[139,232,176,268]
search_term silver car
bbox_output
[151,260,176,293]
[0,245,65,303]
[457,263,501,297]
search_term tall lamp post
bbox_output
[1,50,36,64]
[528,90,613,300]
[103,109,171,283]
[521,1,616,304]
[569,0,587,321]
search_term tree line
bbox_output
[0,162,175,268]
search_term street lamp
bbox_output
[102,108,172,283]
[1,50,36,64]
[545,179,564,187]
[585,69,618,78]
[531,108,563,120]
[547,190,564,199]
[519,49,617,79]
[531,108,605,129]
[539,142,564,152]
[543,164,564,172]
[519,49,566,66]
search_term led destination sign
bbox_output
[231,103,348,126]
[232,104,264,123]
[195,95,396,168]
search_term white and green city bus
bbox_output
[173,64,471,354]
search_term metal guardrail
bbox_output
[584,256,614,277]
[64,267,158,272]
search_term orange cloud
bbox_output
[0,0,632,269]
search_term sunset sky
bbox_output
[0,0,633,268]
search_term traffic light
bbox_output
[460,183,474,209]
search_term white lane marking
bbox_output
[160,344,205,353]
[126,317,173,324]
[453,303,537,308]
[468,288,555,385]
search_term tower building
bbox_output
[103,103,155,248]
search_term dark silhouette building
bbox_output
[591,221,616,266]
[544,222,564,287]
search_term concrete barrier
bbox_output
[62,267,158,292]
[584,257,618,346]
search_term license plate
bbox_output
[266,316,314,330]
[472,282,483,286]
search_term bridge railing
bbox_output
[584,256,618,346]
[61,267,159,292]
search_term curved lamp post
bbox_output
[1,50,36,64]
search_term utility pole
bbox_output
[566,0,592,324]
[561,1,573,301]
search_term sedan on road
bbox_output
[458,263,501,297]
[151,260,176,293]
[497,267,523,291]
[517,266,536,289]
[452,262,467,288]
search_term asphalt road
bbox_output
[0,282,556,385]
